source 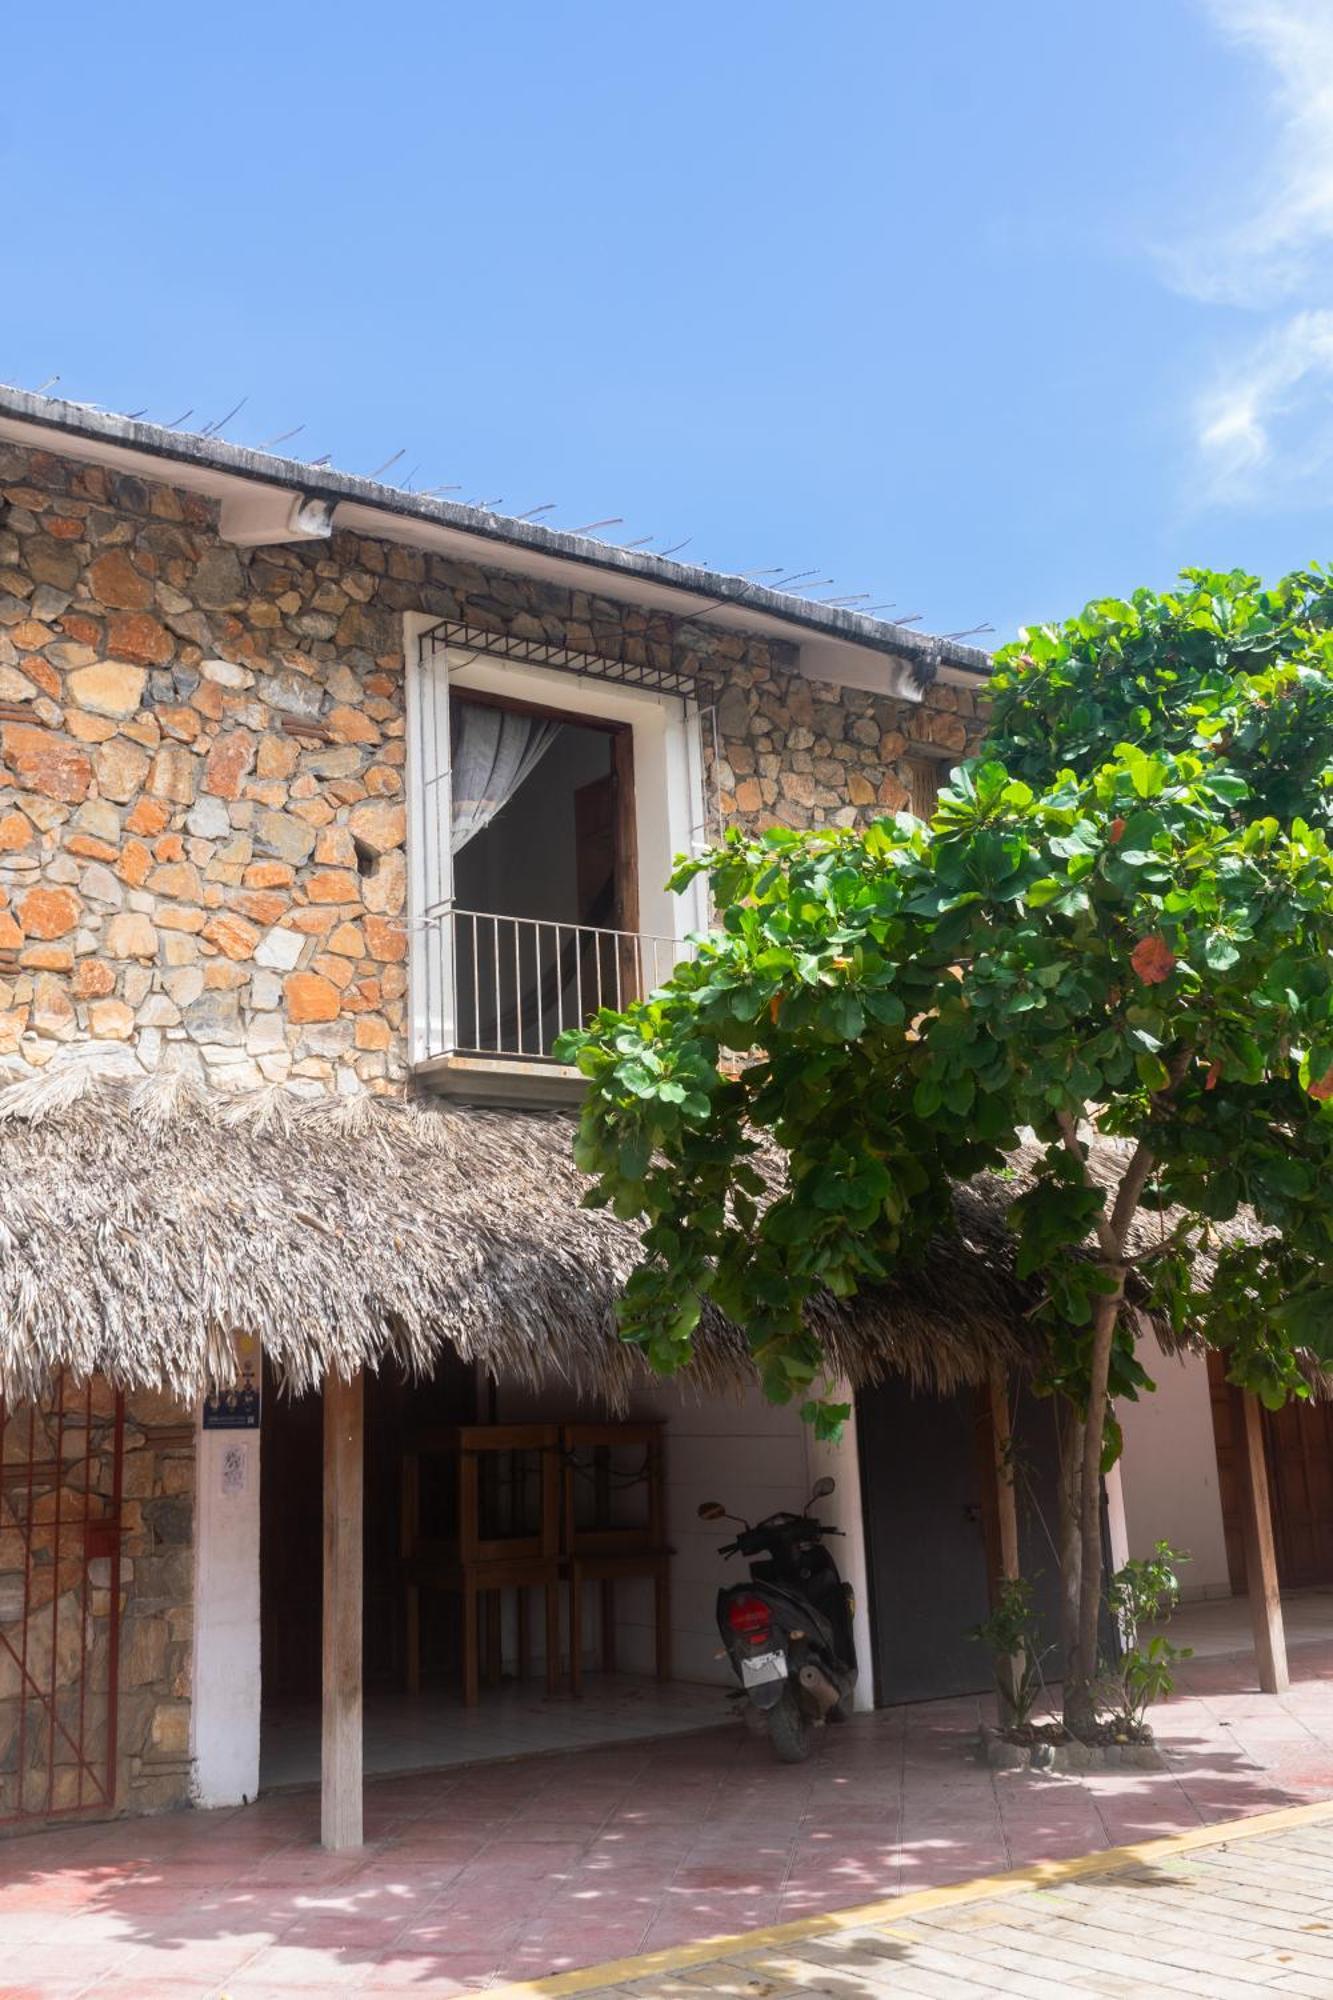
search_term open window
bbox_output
[448,691,641,1058]
[409,623,707,1082]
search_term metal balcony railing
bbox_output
[417,908,692,1064]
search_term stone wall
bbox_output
[0,1382,193,1829]
[0,435,990,1830]
[0,444,412,1094]
[0,440,985,1091]
[701,647,978,836]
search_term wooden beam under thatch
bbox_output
[0,1060,1054,1407]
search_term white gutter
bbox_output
[0,387,992,698]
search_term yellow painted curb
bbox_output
[488,1794,1333,1997]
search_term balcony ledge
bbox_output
[413,1053,587,1109]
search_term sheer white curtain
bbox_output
[450,699,561,853]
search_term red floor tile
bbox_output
[7,1645,1333,1993]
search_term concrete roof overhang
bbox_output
[0,386,991,699]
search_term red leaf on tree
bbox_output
[1109,816,1126,844]
[1130,934,1176,985]
[1205,1061,1222,1091]
[1310,1069,1333,1101]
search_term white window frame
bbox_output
[403,612,708,1066]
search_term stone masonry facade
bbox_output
[0,434,986,1827]
[0,439,982,1093]
[0,1383,193,1824]
[704,645,976,835]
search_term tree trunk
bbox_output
[1063,1285,1122,1736]
[1057,1400,1084,1711]
[1052,1114,1169,1739]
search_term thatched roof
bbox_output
[0,1059,1049,1407]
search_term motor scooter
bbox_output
[699,1476,857,1763]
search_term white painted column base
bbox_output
[803,1387,875,1712]
[190,1421,262,1807]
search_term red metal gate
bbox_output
[0,1373,125,1824]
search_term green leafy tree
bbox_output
[560,568,1333,1734]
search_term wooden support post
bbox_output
[987,1364,1023,1721]
[322,1368,364,1851]
[1239,1390,1289,1696]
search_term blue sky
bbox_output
[5,1,1332,641]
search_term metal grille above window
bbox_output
[419,620,698,703]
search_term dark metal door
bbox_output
[857,1378,1067,1705]
[0,1373,125,1824]
[858,1381,994,1702]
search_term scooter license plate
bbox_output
[740,1649,787,1687]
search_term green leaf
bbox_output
[864,989,906,1026]
[1272,1290,1333,1361]
[1026,877,1065,907]
[913,1074,942,1117]
[826,992,865,1040]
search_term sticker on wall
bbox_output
[221,1443,248,1496]
[202,1332,262,1431]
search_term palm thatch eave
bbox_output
[0,1060,1049,1409]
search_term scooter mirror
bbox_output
[697,1501,728,1521]
[811,1476,836,1500]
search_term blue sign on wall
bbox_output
[202,1332,261,1430]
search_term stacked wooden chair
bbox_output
[399,1417,670,1703]
[400,1423,562,1705]
[559,1420,671,1695]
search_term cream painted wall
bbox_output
[190,1421,262,1807]
[1118,1349,1231,1599]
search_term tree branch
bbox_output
[1109,1140,1157,1246]
[1107,1047,1192,1246]
[1056,1109,1120,1261]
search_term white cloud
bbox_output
[1173,0,1333,305]
[1174,5,1333,505]
[1194,308,1333,504]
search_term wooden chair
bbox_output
[560,1421,672,1696]
[400,1423,561,1706]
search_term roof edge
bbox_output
[0,385,993,682]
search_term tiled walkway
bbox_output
[260,1674,723,1789]
[4,1644,1333,1995]
[566,1808,1333,1999]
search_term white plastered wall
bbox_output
[496,1373,874,1710]
[798,1387,875,1711]
[189,1420,262,1806]
[1117,1350,1231,1599]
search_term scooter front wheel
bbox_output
[766,1686,813,1764]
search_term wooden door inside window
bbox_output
[907,757,941,820]
[575,777,617,928]
[573,728,637,1014]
